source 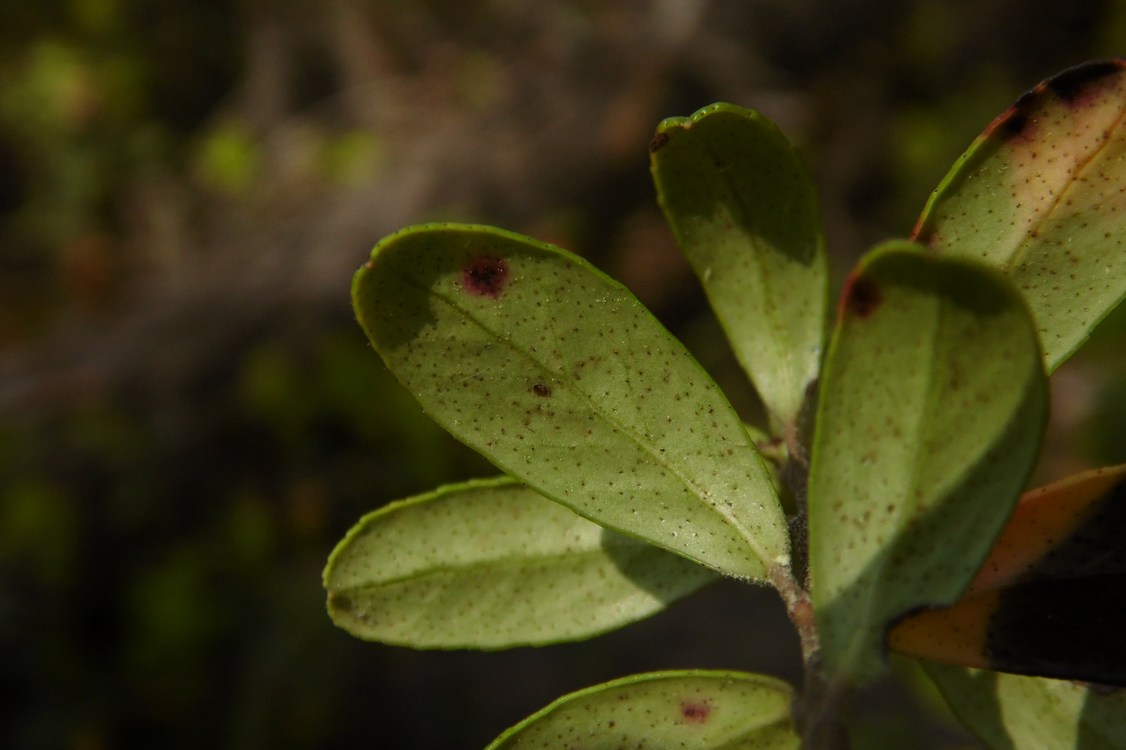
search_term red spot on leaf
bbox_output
[680,700,712,723]
[462,255,509,298]
[842,274,882,319]
[649,131,669,153]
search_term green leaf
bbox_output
[913,59,1126,371]
[485,670,799,749]
[808,242,1048,680]
[651,103,828,427]
[323,477,717,649]
[924,664,1126,750]
[353,224,788,581]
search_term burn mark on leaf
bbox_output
[985,574,1126,686]
[843,275,882,319]
[532,382,552,397]
[649,131,670,153]
[461,255,509,298]
[1047,58,1124,103]
[977,476,1124,685]
[679,700,712,723]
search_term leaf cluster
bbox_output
[325,60,1126,749]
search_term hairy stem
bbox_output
[776,390,853,749]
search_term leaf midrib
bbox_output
[837,288,942,673]
[712,142,804,422]
[1001,102,1126,275]
[333,541,666,591]
[384,265,776,573]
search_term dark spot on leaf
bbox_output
[996,59,1125,143]
[532,382,551,397]
[649,131,669,153]
[679,700,712,723]
[843,275,882,319]
[997,98,1033,141]
[1047,58,1124,102]
[329,592,353,612]
[462,255,509,298]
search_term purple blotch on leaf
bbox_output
[679,700,712,723]
[997,98,1033,140]
[996,58,1124,142]
[462,255,509,298]
[1047,58,1123,103]
[843,275,882,319]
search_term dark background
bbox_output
[1,1,1123,748]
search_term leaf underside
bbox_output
[485,670,799,749]
[913,58,1126,372]
[352,224,788,581]
[651,103,828,428]
[323,477,718,649]
[808,243,1047,680]
[924,664,1126,750]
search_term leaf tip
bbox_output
[1046,57,1125,103]
[988,57,1126,143]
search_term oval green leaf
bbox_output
[924,664,1126,750]
[323,477,718,649]
[353,224,788,581]
[913,59,1126,371]
[651,103,828,427]
[485,670,799,749]
[808,242,1048,680]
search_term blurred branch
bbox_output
[0,0,767,422]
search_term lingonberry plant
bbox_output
[324,60,1126,749]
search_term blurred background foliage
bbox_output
[0,1,1123,748]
